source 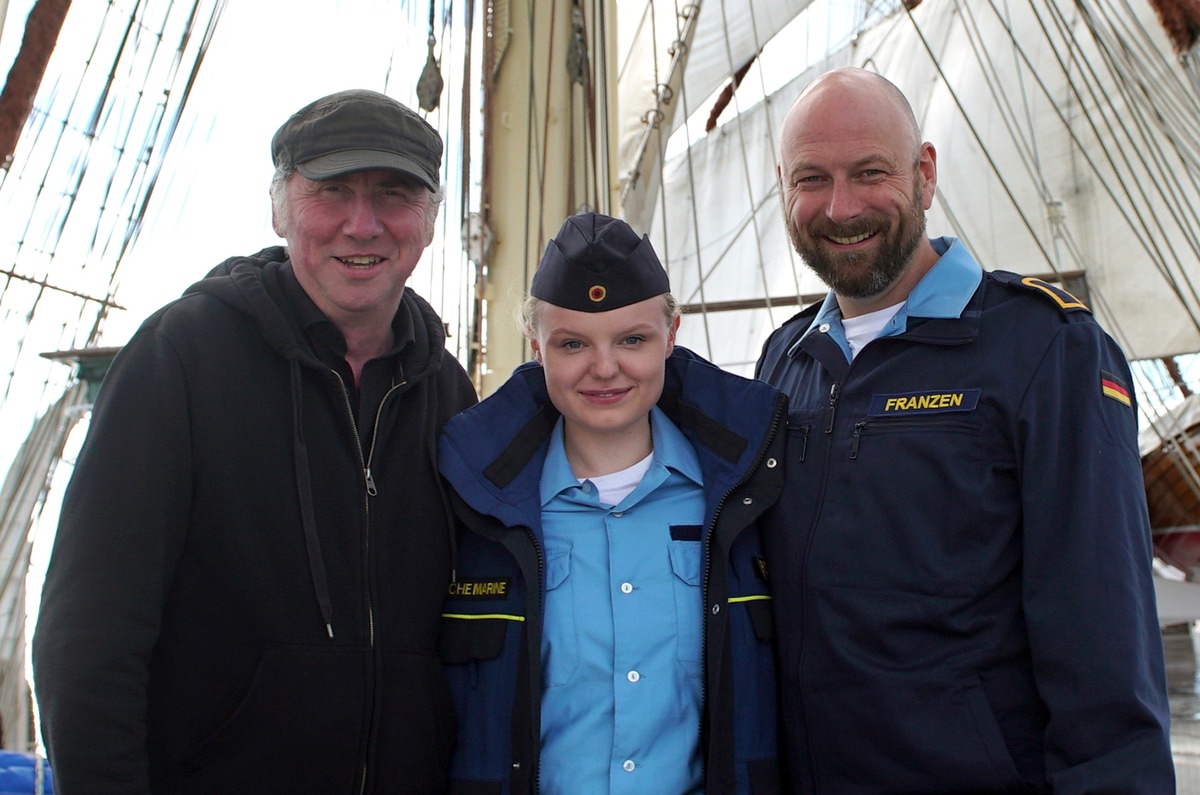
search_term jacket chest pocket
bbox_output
[841,415,991,486]
[847,415,984,460]
[823,412,1016,585]
[439,618,507,665]
[440,568,524,677]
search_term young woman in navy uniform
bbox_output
[438,212,786,794]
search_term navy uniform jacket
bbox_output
[437,347,786,794]
[756,247,1173,793]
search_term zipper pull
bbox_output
[365,467,378,496]
[850,421,867,459]
[825,382,841,434]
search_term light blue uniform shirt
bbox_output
[791,236,984,362]
[538,406,706,794]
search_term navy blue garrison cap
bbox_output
[530,212,669,312]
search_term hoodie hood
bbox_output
[184,245,452,383]
[186,246,312,365]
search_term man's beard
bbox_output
[787,185,926,300]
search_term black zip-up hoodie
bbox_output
[33,247,477,794]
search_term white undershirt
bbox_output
[842,302,904,359]
[584,452,654,506]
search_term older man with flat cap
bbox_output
[33,89,477,793]
[437,211,787,794]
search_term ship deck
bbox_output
[1165,623,1200,789]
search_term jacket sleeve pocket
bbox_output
[438,617,508,664]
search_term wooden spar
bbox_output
[0,0,73,170]
[1147,0,1200,55]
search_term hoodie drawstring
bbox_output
[290,360,336,638]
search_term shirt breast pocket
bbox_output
[542,544,577,687]
[668,540,703,672]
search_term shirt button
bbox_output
[627,670,640,683]
[819,322,831,333]
[612,511,624,518]
[581,482,592,493]
[622,760,636,772]
[620,582,634,594]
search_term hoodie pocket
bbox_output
[177,646,363,792]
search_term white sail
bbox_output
[616,0,817,228]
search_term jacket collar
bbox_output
[789,237,986,362]
[438,347,782,529]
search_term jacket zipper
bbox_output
[699,392,786,783]
[805,379,842,793]
[529,525,545,793]
[824,381,841,434]
[462,516,543,791]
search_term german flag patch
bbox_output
[1101,371,1132,407]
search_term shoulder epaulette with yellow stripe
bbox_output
[991,270,1091,315]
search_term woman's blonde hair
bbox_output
[520,292,681,339]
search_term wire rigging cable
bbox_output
[0,0,226,410]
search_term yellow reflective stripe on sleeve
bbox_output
[441,612,526,622]
[728,595,772,604]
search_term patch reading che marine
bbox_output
[447,578,512,600]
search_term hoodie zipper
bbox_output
[331,371,408,795]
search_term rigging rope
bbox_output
[714,0,777,336]
[0,0,226,411]
[1040,0,1200,337]
[895,0,1200,354]
[672,0,716,359]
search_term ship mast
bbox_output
[474,0,618,394]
